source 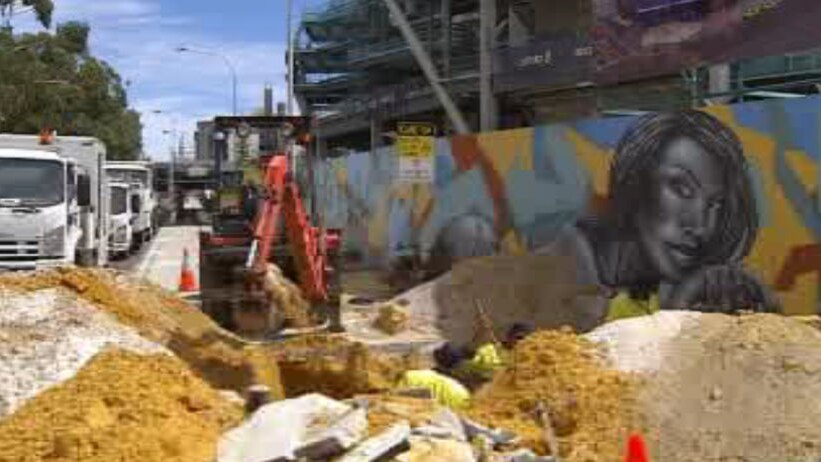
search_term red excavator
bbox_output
[198,115,343,337]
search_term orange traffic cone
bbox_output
[178,248,198,292]
[624,433,650,462]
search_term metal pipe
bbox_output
[382,0,470,134]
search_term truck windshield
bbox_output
[110,187,128,215]
[107,169,148,186]
[0,158,64,206]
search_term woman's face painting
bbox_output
[636,136,725,281]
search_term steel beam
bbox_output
[441,0,451,79]
[382,0,470,134]
[480,0,497,131]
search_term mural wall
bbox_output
[314,96,821,315]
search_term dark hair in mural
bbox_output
[579,110,762,303]
[608,110,758,262]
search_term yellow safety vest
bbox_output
[606,292,660,322]
[397,370,471,409]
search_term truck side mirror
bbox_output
[77,175,91,207]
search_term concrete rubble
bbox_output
[336,422,411,462]
[217,393,367,462]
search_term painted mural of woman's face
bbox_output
[635,136,725,282]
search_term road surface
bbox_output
[111,226,203,292]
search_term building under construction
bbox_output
[295,0,821,153]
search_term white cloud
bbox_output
[14,0,292,160]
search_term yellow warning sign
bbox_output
[397,136,434,158]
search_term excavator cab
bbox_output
[199,115,342,338]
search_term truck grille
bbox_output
[0,239,41,261]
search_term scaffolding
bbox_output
[295,0,480,115]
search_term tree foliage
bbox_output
[0,0,54,30]
[0,21,143,159]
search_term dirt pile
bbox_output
[393,255,606,348]
[0,288,168,418]
[0,268,284,398]
[468,329,641,461]
[636,313,821,462]
[372,302,411,335]
[0,349,242,462]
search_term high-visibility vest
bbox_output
[606,292,660,322]
[397,370,471,409]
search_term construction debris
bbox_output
[4,265,821,462]
[0,349,242,462]
[336,421,412,462]
[217,393,367,462]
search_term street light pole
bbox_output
[287,0,295,115]
[175,46,238,115]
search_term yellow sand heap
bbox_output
[468,329,640,461]
[0,349,242,462]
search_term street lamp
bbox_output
[175,46,238,116]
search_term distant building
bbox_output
[194,120,260,168]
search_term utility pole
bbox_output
[287,0,295,115]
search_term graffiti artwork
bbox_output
[552,110,777,315]
[317,95,821,316]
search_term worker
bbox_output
[605,291,660,322]
[454,322,535,386]
[240,181,259,223]
[396,369,472,410]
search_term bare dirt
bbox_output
[638,313,821,462]
[372,302,411,335]
[274,337,418,399]
[468,329,641,461]
[393,255,606,348]
[0,349,242,462]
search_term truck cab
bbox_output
[0,148,92,269]
[105,162,155,246]
[108,182,132,259]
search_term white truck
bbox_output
[105,161,155,246]
[107,181,133,258]
[0,133,109,269]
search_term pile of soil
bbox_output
[636,313,821,462]
[392,255,605,348]
[0,349,242,462]
[0,288,168,418]
[468,329,641,461]
[372,302,411,335]
[0,268,283,398]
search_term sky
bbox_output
[15,0,328,160]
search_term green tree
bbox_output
[0,21,143,159]
[0,0,54,30]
